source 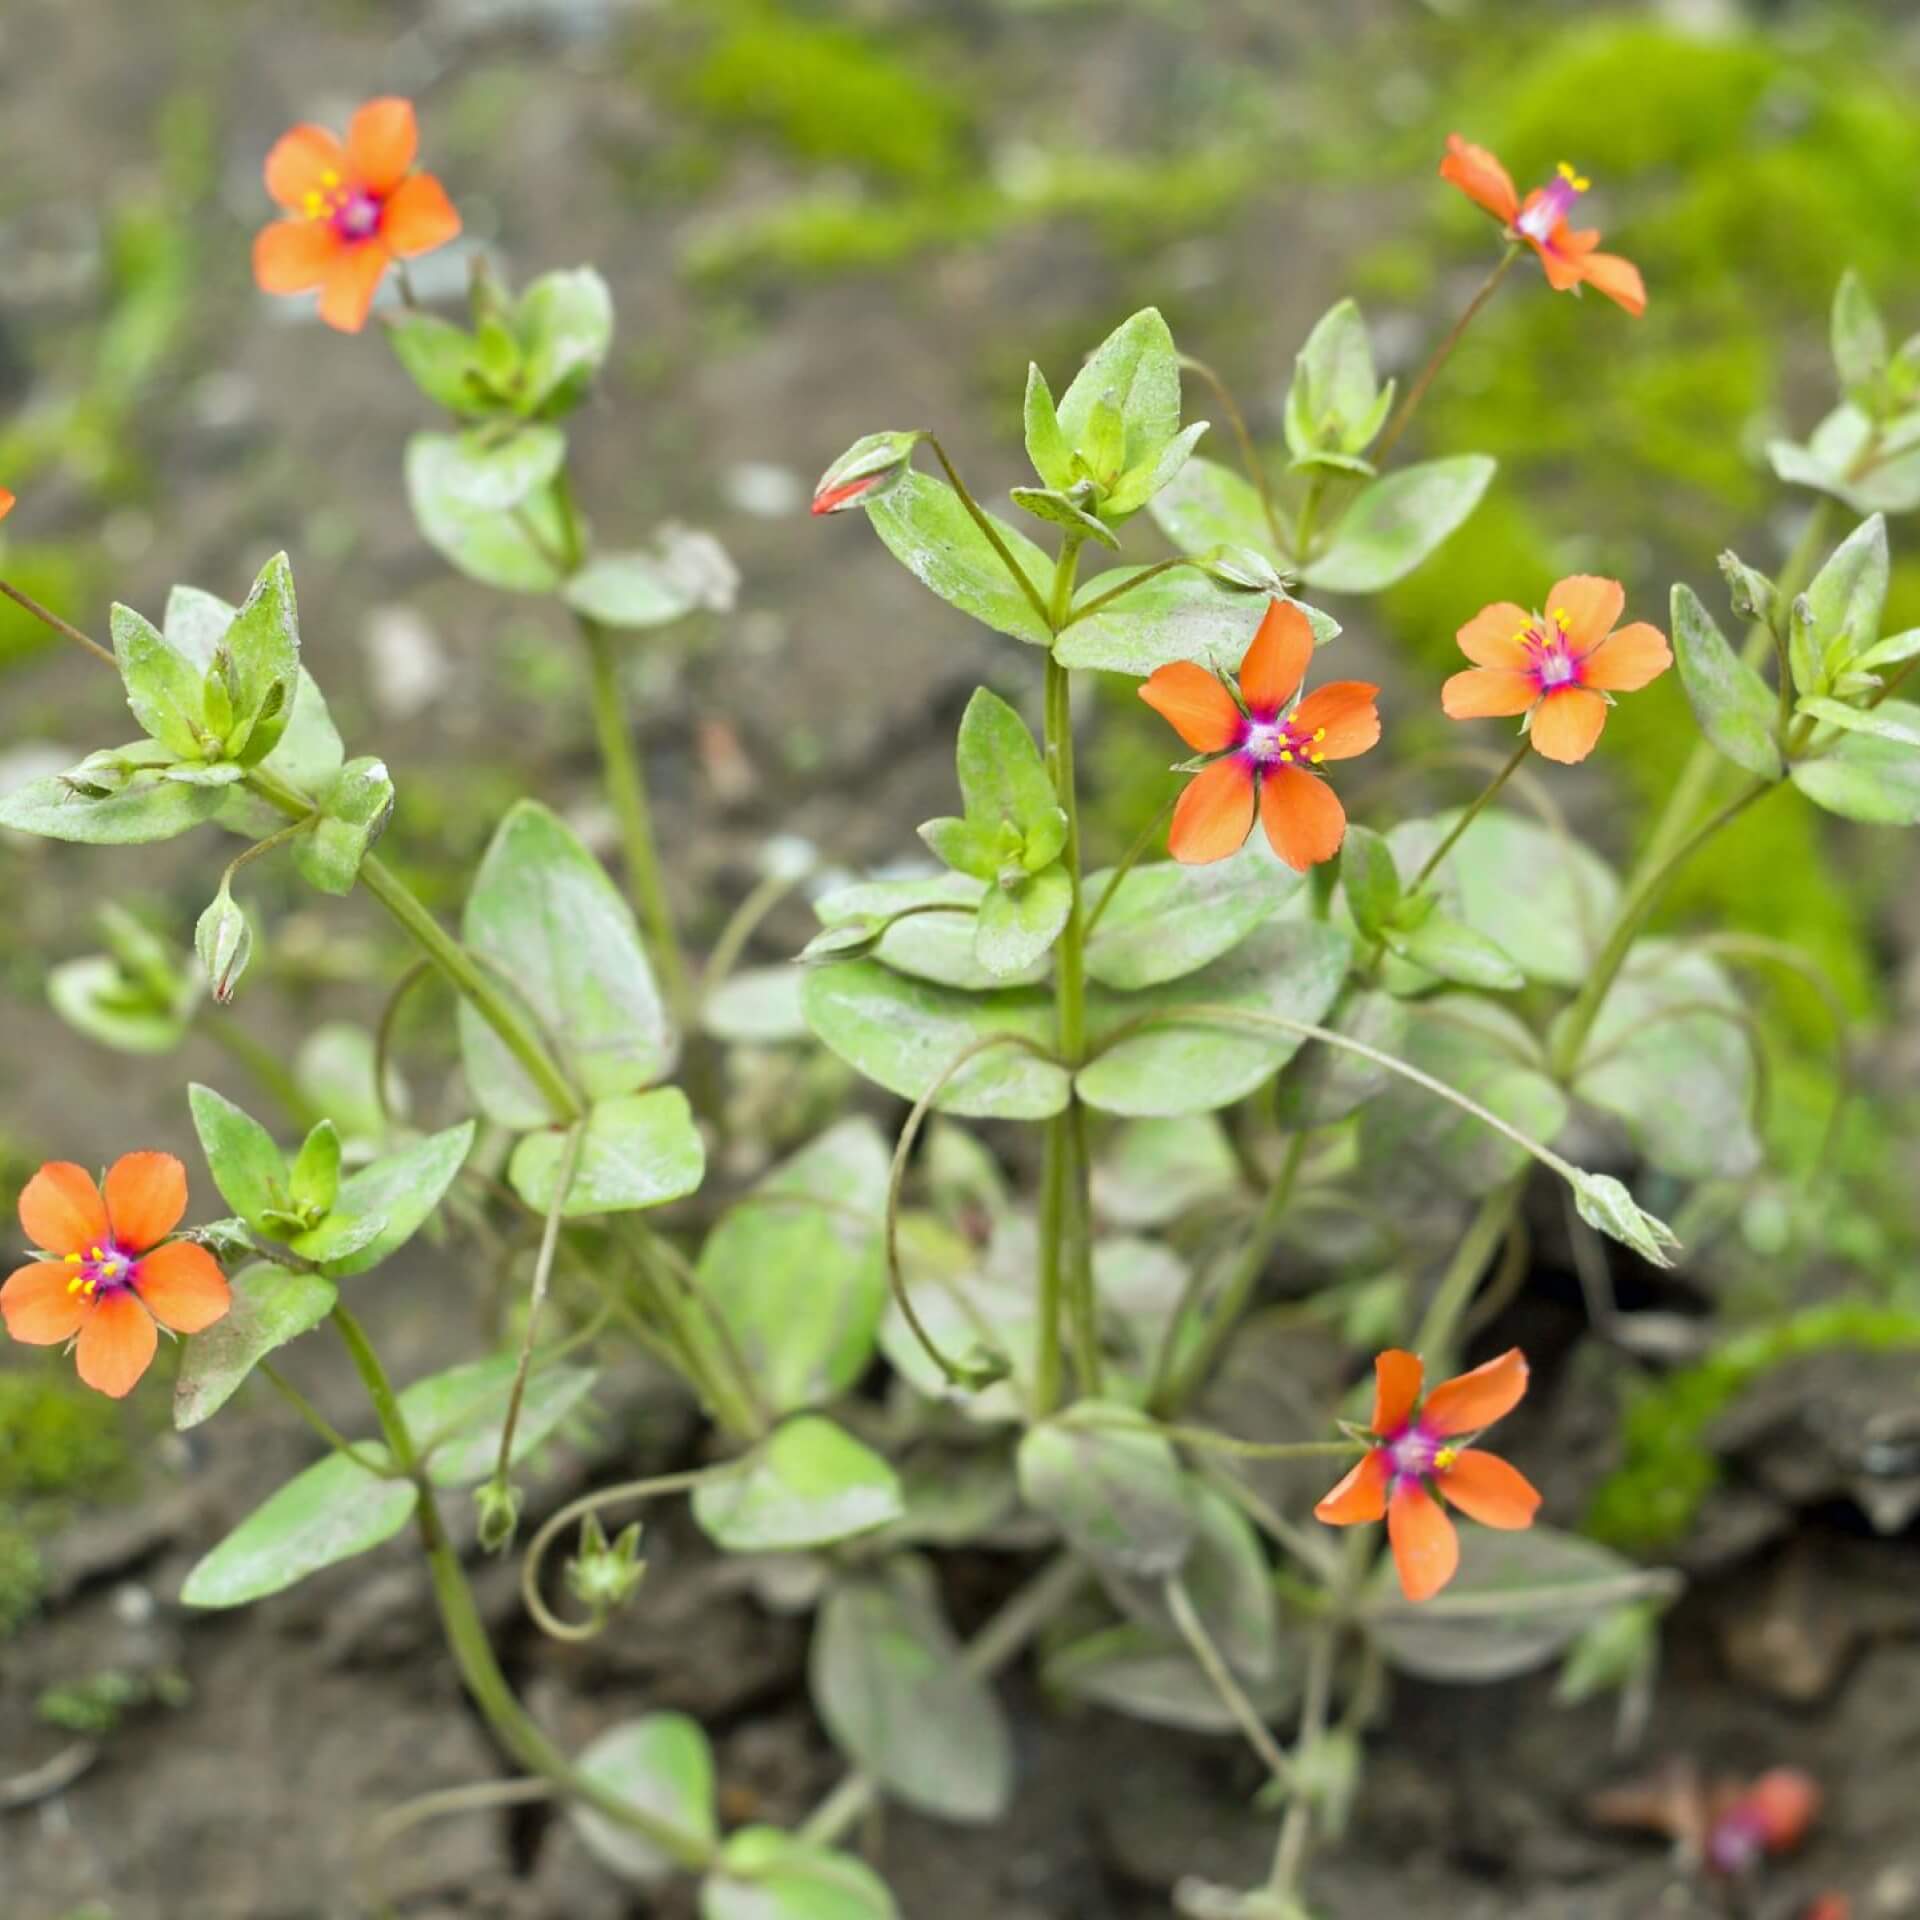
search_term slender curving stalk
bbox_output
[1406,735,1531,894]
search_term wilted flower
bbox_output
[1314,1348,1541,1602]
[1139,598,1380,870]
[1442,576,1671,764]
[253,98,461,334]
[1441,136,1646,316]
[2,1154,230,1398]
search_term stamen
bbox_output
[1551,606,1572,632]
[64,1251,82,1264]
[1434,1446,1459,1471]
[1557,161,1591,192]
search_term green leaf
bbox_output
[702,1830,898,1920]
[386,310,494,416]
[289,1121,342,1221]
[0,768,224,845]
[1789,702,1920,824]
[1009,485,1119,550]
[1337,825,1400,941]
[571,1715,717,1886]
[1385,807,1620,989]
[173,1263,338,1430]
[1363,1525,1679,1684]
[1104,420,1210,518]
[1831,269,1889,404]
[1084,846,1298,990]
[698,1119,888,1415]
[811,873,1042,991]
[189,1083,289,1227]
[518,266,615,414]
[1055,566,1337,678]
[423,424,568,513]
[701,966,808,1045]
[1017,1400,1194,1578]
[1771,406,1920,516]
[163,584,241,667]
[691,1416,905,1554]
[215,667,347,840]
[509,1090,703,1218]
[1856,627,1920,673]
[1076,921,1352,1118]
[1669,583,1782,780]
[1023,363,1074,492]
[1359,996,1568,1195]
[1797,695,1920,748]
[1298,456,1494,593]
[290,1121,476,1278]
[399,1353,598,1487]
[1271,987,1408,1129]
[221,551,302,765]
[951,688,1057,846]
[1055,308,1183,484]
[564,552,698,629]
[810,1557,1012,1824]
[1042,1621,1297,1734]
[406,433,570,593]
[1802,514,1889,677]
[1383,912,1524,992]
[110,603,210,759]
[180,1447,418,1608]
[1571,943,1759,1182]
[1570,1172,1680,1268]
[1284,298,1381,458]
[799,960,1067,1121]
[1146,455,1274,560]
[865,470,1052,647]
[459,800,674,1129]
[48,954,191,1054]
[293,755,395,896]
[1091,1115,1239,1230]
[974,866,1072,978]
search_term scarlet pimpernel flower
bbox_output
[1139,598,1380,870]
[1442,575,1671,764]
[1441,135,1646,316]
[0,488,14,522]
[1315,1348,1541,1603]
[2,1153,230,1399]
[253,98,461,334]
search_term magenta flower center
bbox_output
[333,189,384,242]
[1519,609,1586,695]
[1239,712,1326,772]
[67,1241,135,1303]
[1516,162,1589,245]
[1382,1421,1446,1492]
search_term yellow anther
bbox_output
[1310,750,1326,764]
[1434,1446,1459,1471]
[1313,727,1327,742]
[67,1276,83,1294]
[1278,747,1294,762]
[64,1251,82,1264]
[320,168,341,187]
[89,1246,103,1261]
[1552,606,1572,631]
[1557,162,1590,191]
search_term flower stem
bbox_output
[1407,735,1531,893]
[0,577,117,667]
[260,1360,393,1475]
[1179,355,1288,554]
[1410,1175,1528,1370]
[1371,243,1522,467]
[1167,1573,1297,1790]
[926,434,1054,632]
[578,614,695,1019]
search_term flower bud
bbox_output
[474,1479,523,1554]
[565,1513,647,1616]
[811,430,925,515]
[194,882,253,1006]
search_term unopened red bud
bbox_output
[1801,1896,1850,1920]
[1746,1768,1821,1854]
[811,430,924,515]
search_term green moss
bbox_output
[0,1372,131,1502]
[1585,1302,1920,1552]
[36,1665,190,1736]
[0,1528,43,1638]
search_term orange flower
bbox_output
[1441,136,1646,316]
[0,489,13,522]
[2,1154,230,1398]
[1441,576,1671,765]
[1139,599,1380,871]
[252,98,461,334]
[1314,1348,1541,1603]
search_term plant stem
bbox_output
[329,1304,712,1868]
[1410,1175,1527,1371]
[1181,355,1287,553]
[1167,1574,1296,1789]
[1372,243,1522,467]
[1064,555,1198,626]
[926,434,1054,632]
[578,614,694,1018]
[1156,1133,1307,1414]
[0,577,117,667]
[1266,1620,1336,1897]
[1407,735,1531,893]
[1083,790,1177,940]
[260,1360,392,1475]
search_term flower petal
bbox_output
[1139,662,1245,753]
[19,1162,108,1256]
[1529,686,1609,763]
[1259,764,1346,871]
[380,172,462,260]
[253,218,341,294]
[133,1242,231,1335]
[346,97,418,196]
[1526,227,1589,293]
[74,1291,157,1400]
[1580,620,1670,692]
[1388,1480,1460,1603]
[2,1263,89,1345]
[0,489,14,521]
[1238,599,1315,720]
[1456,602,1535,670]
[1439,135,1518,225]
[1440,1449,1541,1530]
[1371,1348,1423,1435]
[1167,756,1256,865]
[1422,1346,1530,1437]
[1314,1450,1389,1525]
[1548,577,1627,654]
[264,124,348,211]
[1443,666,1538,720]
[1288,680,1381,761]
[317,242,391,334]
[105,1152,188,1254]
[1580,250,1646,317]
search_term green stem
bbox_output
[1407,735,1530,894]
[1167,1574,1297,1789]
[260,1360,393,1475]
[329,1304,712,1869]
[926,435,1054,632]
[1083,791,1177,940]
[1064,556,1199,626]
[1181,355,1288,554]
[1266,1619,1336,1897]
[578,614,694,1017]
[1156,1133,1308,1414]
[1371,242,1522,467]
[0,577,118,666]
[1410,1176,1527,1371]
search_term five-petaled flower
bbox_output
[1442,576,1671,765]
[1441,135,1646,317]
[2,1154,230,1399]
[253,98,461,334]
[1315,1347,1541,1603]
[1139,598,1380,870]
